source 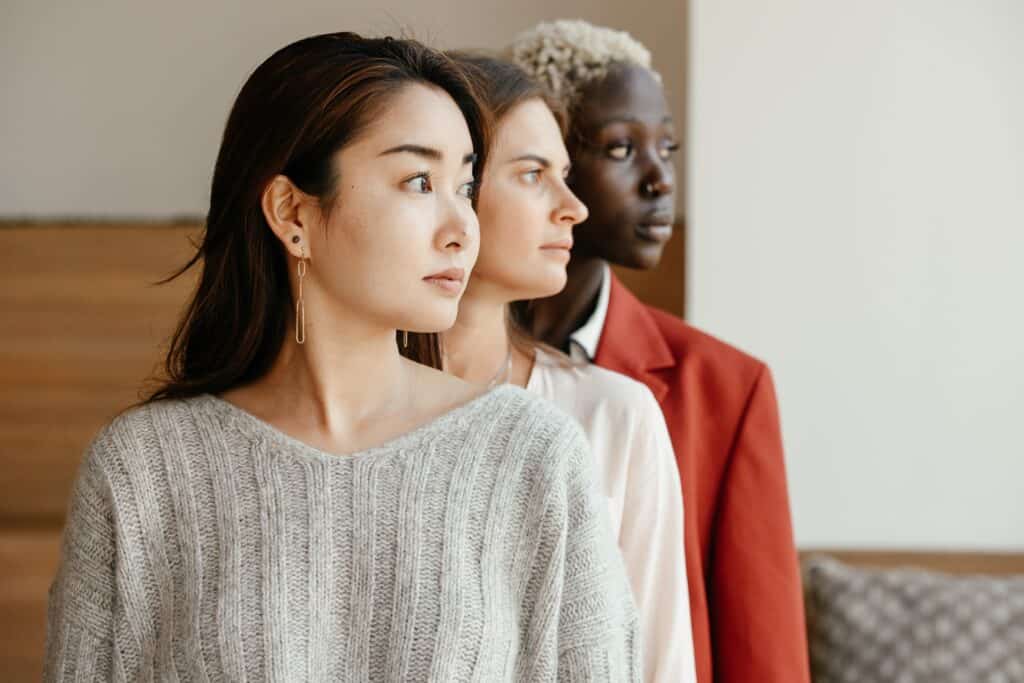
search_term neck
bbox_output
[529,255,607,351]
[445,278,530,387]
[237,285,410,435]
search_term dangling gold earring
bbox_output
[402,330,409,349]
[295,248,307,345]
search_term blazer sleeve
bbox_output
[709,365,811,682]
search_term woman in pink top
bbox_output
[443,53,697,683]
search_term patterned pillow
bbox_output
[804,556,1024,683]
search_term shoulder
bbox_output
[605,277,769,386]
[570,366,675,481]
[105,394,214,440]
[577,363,660,407]
[650,308,767,376]
[534,347,655,405]
[559,361,664,429]
[636,307,775,410]
[81,395,215,477]
[480,384,593,478]
[482,384,588,445]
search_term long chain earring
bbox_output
[402,330,409,349]
[295,243,307,345]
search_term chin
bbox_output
[504,262,567,300]
[533,269,568,298]
[615,242,666,270]
[405,304,458,334]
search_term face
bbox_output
[473,98,588,300]
[567,63,680,270]
[285,83,480,334]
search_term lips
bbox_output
[539,237,573,263]
[636,212,674,243]
[423,267,466,295]
[540,238,574,251]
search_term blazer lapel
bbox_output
[594,273,676,403]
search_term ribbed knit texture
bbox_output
[44,385,640,681]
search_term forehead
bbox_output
[493,99,566,158]
[351,82,473,154]
[575,64,671,128]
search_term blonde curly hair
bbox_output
[508,19,660,108]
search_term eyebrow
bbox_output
[379,144,478,166]
[508,154,551,168]
[596,115,675,127]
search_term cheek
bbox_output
[575,167,634,225]
[477,186,539,266]
[475,192,567,297]
[321,198,430,288]
[477,214,523,276]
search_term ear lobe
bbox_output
[262,175,307,258]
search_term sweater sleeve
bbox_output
[617,386,697,683]
[553,421,643,682]
[44,434,118,681]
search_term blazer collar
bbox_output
[594,273,676,401]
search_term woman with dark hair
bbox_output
[44,32,639,681]
[510,20,810,683]
[445,53,695,682]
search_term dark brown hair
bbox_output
[449,52,567,136]
[145,33,488,403]
[447,52,574,364]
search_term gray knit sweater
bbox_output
[44,385,640,681]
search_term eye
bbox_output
[659,141,681,160]
[606,141,632,160]
[521,169,543,185]
[457,179,476,199]
[405,173,432,193]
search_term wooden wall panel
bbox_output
[0,530,62,682]
[801,549,1024,576]
[0,223,199,525]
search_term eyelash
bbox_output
[405,173,432,193]
[606,140,681,161]
[405,172,476,199]
[522,169,543,185]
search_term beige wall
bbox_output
[0,0,685,217]
[688,0,1024,550]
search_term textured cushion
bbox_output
[804,556,1024,683]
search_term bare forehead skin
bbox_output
[493,99,567,164]
[350,82,475,160]
[574,64,672,131]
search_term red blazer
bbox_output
[594,274,810,683]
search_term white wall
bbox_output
[0,0,684,217]
[688,0,1024,549]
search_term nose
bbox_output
[435,201,478,254]
[553,184,589,227]
[639,156,675,199]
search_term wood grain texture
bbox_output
[801,549,1024,576]
[0,222,200,525]
[0,529,62,682]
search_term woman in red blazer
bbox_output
[512,20,811,683]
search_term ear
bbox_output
[261,175,313,259]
